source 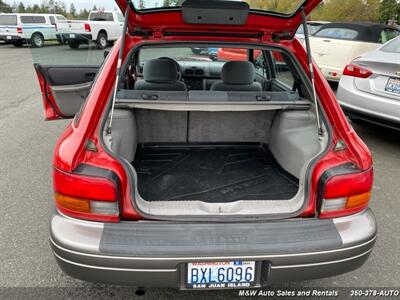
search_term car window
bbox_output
[116,13,124,23]
[381,37,400,53]
[20,16,46,24]
[89,12,114,21]
[0,15,17,25]
[315,28,359,40]
[49,16,56,25]
[271,51,295,88]
[56,15,67,21]
[379,29,400,44]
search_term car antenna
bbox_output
[301,8,323,139]
[105,0,132,147]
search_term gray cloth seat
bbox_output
[135,59,187,91]
[211,61,262,92]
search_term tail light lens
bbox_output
[84,23,91,32]
[319,167,373,219]
[17,27,23,34]
[343,64,372,79]
[53,167,119,222]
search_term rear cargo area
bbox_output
[108,107,325,216]
[133,143,299,202]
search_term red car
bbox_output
[35,0,376,290]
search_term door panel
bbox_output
[34,64,99,120]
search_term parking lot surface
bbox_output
[0,43,399,298]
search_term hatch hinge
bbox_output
[271,31,293,42]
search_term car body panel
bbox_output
[116,0,322,40]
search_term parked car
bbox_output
[0,13,68,47]
[310,22,400,81]
[35,0,376,290]
[295,21,330,43]
[58,10,124,49]
[337,36,400,130]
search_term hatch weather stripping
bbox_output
[105,0,132,148]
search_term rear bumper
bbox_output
[57,33,93,43]
[337,76,400,130]
[50,209,377,288]
[0,35,24,43]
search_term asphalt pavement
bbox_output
[0,43,399,299]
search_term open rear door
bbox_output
[34,64,99,120]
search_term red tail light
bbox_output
[17,27,23,34]
[84,23,91,32]
[343,64,372,79]
[319,167,373,219]
[53,167,119,222]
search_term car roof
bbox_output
[314,22,400,43]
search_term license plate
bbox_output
[186,261,256,289]
[385,77,400,95]
[6,36,11,40]
[69,34,76,38]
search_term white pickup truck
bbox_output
[58,10,124,49]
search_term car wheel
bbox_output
[96,32,108,50]
[31,33,44,48]
[12,41,23,47]
[68,41,80,49]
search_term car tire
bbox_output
[31,33,44,48]
[96,32,108,50]
[12,41,23,47]
[68,41,80,49]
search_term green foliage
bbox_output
[379,0,400,23]
[0,0,12,12]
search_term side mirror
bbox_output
[104,50,110,59]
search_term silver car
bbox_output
[337,36,400,129]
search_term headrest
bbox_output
[143,59,178,83]
[221,61,255,85]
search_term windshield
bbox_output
[381,37,400,53]
[133,0,306,15]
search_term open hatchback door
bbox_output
[117,0,322,40]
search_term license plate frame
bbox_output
[6,36,12,40]
[385,77,400,95]
[180,260,266,290]
[69,33,76,39]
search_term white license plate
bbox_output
[6,36,11,40]
[187,261,256,289]
[69,34,76,38]
[385,77,400,95]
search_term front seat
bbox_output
[134,59,187,91]
[211,61,262,92]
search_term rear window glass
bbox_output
[133,0,306,15]
[314,28,359,40]
[56,15,67,21]
[379,29,400,44]
[0,15,17,25]
[381,37,400,53]
[89,12,114,21]
[20,16,46,24]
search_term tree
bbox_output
[17,1,25,12]
[379,0,399,23]
[0,0,12,13]
[69,3,76,18]
[138,0,145,9]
